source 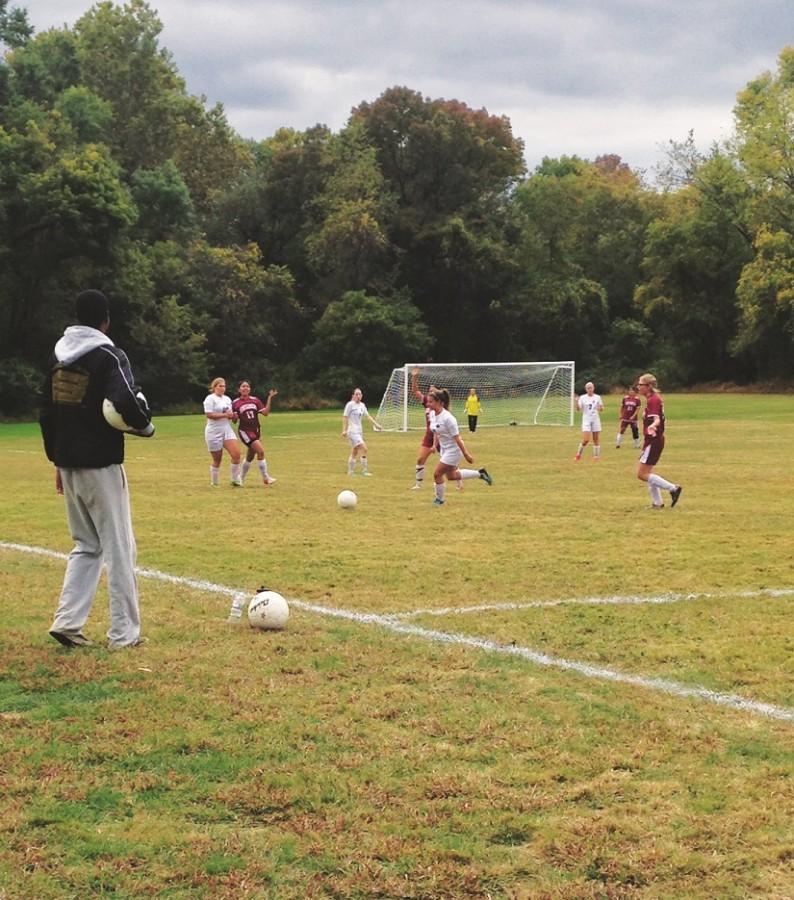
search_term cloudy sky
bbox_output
[25,0,792,175]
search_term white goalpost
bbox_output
[376,362,575,431]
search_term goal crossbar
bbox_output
[376,362,575,431]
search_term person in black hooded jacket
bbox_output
[39,290,154,649]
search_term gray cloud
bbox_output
[22,0,793,172]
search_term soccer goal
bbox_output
[376,362,575,431]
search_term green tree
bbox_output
[210,125,334,303]
[73,0,186,172]
[0,132,136,359]
[130,159,196,242]
[730,47,794,378]
[304,119,394,298]
[634,153,752,383]
[734,226,794,377]
[0,0,31,50]
[351,87,525,360]
[303,290,431,397]
[185,241,304,386]
[501,159,612,366]
[734,46,794,233]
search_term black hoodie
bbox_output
[39,325,154,469]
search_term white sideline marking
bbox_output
[389,588,794,619]
[3,540,793,725]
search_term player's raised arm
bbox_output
[260,388,278,417]
[410,367,425,402]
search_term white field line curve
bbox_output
[3,541,793,725]
[388,588,794,619]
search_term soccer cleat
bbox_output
[478,468,493,485]
[574,453,582,461]
[649,504,664,510]
[670,486,683,507]
[49,630,91,648]
[410,484,422,490]
[432,498,445,506]
[361,471,372,477]
[264,477,277,485]
[231,479,243,487]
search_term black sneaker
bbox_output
[49,630,91,648]
[670,486,683,508]
[478,468,493,486]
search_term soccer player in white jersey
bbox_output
[203,377,242,486]
[342,387,382,475]
[427,388,492,505]
[575,381,605,460]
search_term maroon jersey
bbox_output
[620,395,641,422]
[643,392,665,437]
[413,393,431,432]
[232,395,265,436]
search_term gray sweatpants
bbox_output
[50,465,141,648]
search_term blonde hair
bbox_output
[637,373,658,390]
[209,376,226,391]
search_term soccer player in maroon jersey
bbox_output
[232,381,277,486]
[410,367,439,489]
[636,373,682,509]
[616,384,641,449]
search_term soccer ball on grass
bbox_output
[248,589,290,631]
[337,489,357,509]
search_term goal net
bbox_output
[376,362,575,431]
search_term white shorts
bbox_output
[346,431,365,449]
[581,417,601,433]
[205,423,237,451]
[440,446,462,467]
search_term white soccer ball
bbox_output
[102,391,150,432]
[102,398,135,431]
[337,489,357,509]
[247,589,289,631]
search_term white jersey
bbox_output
[204,393,235,441]
[343,400,368,435]
[578,393,603,431]
[429,408,460,456]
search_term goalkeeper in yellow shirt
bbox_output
[463,388,483,433]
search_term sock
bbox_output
[241,460,252,481]
[434,481,445,502]
[616,433,622,446]
[361,456,368,473]
[231,463,241,483]
[649,473,675,492]
[258,459,268,480]
[577,442,585,455]
[210,466,220,486]
[634,438,641,448]
[648,483,663,506]
[459,468,479,480]
[415,464,425,485]
[347,456,355,474]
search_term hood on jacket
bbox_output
[54,325,114,366]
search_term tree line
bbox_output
[1,0,791,416]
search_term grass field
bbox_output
[1,394,793,898]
